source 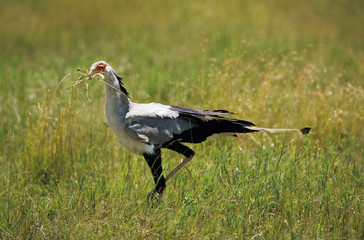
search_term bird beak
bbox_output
[88,72,95,79]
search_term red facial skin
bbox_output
[91,62,108,73]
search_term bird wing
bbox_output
[124,102,197,145]
[124,102,255,145]
[125,117,196,145]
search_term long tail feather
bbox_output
[244,126,311,135]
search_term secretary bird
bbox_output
[88,61,310,206]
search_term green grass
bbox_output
[1,0,363,239]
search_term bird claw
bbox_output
[147,189,163,208]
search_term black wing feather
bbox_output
[163,105,257,144]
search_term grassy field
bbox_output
[1,0,363,239]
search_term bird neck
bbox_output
[104,72,131,111]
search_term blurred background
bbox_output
[0,0,363,238]
[1,0,363,129]
[0,0,364,119]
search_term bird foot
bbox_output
[147,189,163,208]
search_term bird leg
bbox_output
[165,154,194,182]
[146,189,163,208]
[165,141,195,182]
[143,149,166,207]
[144,142,195,207]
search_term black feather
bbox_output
[167,106,257,144]
[171,106,235,118]
[300,127,311,134]
[114,72,129,97]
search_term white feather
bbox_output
[126,102,179,119]
[245,126,302,133]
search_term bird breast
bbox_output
[105,101,154,155]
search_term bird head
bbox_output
[89,61,109,79]
[88,61,129,97]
